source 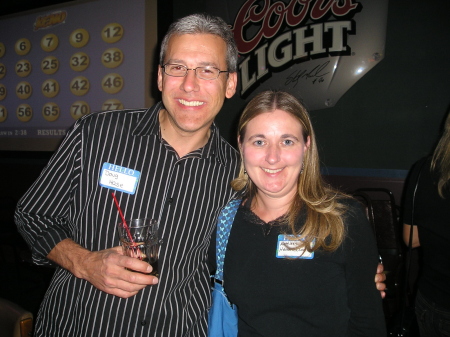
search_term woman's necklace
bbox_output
[259,216,285,236]
[243,198,286,236]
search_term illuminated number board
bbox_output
[0,0,156,151]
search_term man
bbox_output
[16,14,239,336]
[15,13,385,337]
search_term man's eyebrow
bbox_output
[165,59,185,65]
[165,59,219,67]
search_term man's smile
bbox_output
[178,99,205,107]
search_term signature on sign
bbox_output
[285,61,330,87]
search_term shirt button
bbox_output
[167,198,173,204]
[140,319,146,326]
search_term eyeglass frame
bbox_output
[161,63,229,80]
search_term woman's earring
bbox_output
[300,161,304,175]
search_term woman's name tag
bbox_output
[276,235,314,259]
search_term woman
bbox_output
[222,91,386,336]
[403,112,450,336]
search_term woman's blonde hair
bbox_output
[431,111,450,198]
[231,90,347,252]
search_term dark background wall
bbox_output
[311,0,450,173]
[2,0,450,203]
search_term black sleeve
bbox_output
[14,121,83,265]
[344,199,387,336]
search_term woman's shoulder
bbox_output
[337,195,370,225]
[331,193,365,214]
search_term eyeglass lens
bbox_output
[164,64,222,80]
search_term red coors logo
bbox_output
[232,0,360,54]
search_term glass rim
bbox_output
[118,218,158,228]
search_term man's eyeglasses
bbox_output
[162,64,229,80]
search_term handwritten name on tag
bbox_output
[276,235,314,259]
[99,162,140,195]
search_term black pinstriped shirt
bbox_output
[15,102,239,337]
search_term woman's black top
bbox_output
[403,156,450,309]
[223,198,386,337]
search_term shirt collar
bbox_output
[131,101,163,137]
[131,101,227,165]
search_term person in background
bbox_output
[222,90,386,336]
[403,111,450,336]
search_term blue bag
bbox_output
[208,199,240,337]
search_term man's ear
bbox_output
[157,65,163,92]
[225,72,238,99]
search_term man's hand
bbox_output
[47,239,158,298]
[375,262,386,299]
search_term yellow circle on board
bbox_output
[41,56,59,75]
[16,81,32,99]
[0,63,6,79]
[0,105,7,122]
[0,84,6,101]
[101,23,124,43]
[102,98,123,111]
[16,103,33,122]
[41,33,59,52]
[42,102,60,122]
[42,79,60,98]
[102,73,123,94]
[70,101,90,119]
[70,76,90,96]
[69,28,89,48]
[15,38,31,56]
[0,42,5,58]
[101,48,124,68]
[70,52,90,72]
[15,59,32,77]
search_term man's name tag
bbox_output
[276,235,314,259]
[99,162,140,195]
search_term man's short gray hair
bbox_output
[159,13,238,73]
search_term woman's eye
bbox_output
[254,140,264,146]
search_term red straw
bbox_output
[111,192,134,243]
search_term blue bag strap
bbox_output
[214,199,241,282]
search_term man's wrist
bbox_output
[47,238,91,279]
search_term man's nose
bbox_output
[180,69,200,92]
